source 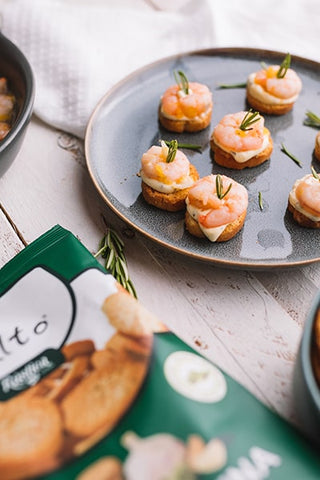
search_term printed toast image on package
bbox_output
[0,226,161,479]
[0,225,320,480]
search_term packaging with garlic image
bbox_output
[0,225,319,480]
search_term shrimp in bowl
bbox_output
[185,174,248,242]
[140,140,199,211]
[210,110,273,169]
[159,70,213,133]
[288,170,320,228]
[246,53,302,115]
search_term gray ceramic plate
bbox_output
[85,47,320,269]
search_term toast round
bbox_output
[210,130,273,170]
[0,396,63,479]
[158,105,212,133]
[246,89,294,115]
[77,456,123,480]
[141,163,199,211]
[185,209,247,242]
[287,200,320,228]
[61,332,152,439]
[102,289,161,337]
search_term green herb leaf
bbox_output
[260,61,268,70]
[311,166,320,181]
[303,110,320,128]
[94,228,137,298]
[174,70,189,94]
[163,140,202,152]
[280,143,302,167]
[217,82,247,89]
[277,53,291,79]
[166,139,178,163]
[239,109,260,131]
[216,174,232,200]
[258,191,264,211]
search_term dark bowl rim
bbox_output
[301,291,320,413]
[0,32,35,153]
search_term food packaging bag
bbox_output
[0,225,319,480]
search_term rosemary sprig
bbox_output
[239,109,260,131]
[277,53,291,78]
[165,139,178,163]
[303,110,320,128]
[163,140,202,152]
[216,174,232,200]
[174,70,189,94]
[217,82,246,89]
[280,143,302,167]
[311,166,320,181]
[258,191,264,211]
[94,229,137,298]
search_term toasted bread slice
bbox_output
[0,396,63,479]
[159,105,212,133]
[246,89,294,115]
[185,209,246,242]
[61,332,152,440]
[141,163,199,211]
[77,457,123,480]
[210,130,273,170]
[288,201,320,228]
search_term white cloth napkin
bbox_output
[1,0,320,139]
[0,0,214,138]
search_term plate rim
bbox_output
[85,46,320,270]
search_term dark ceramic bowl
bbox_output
[294,292,320,448]
[0,32,35,176]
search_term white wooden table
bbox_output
[1,116,320,438]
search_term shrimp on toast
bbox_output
[246,53,302,115]
[185,174,248,242]
[140,140,199,211]
[159,70,213,133]
[288,173,320,228]
[210,110,273,169]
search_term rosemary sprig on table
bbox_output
[165,139,178,163]
[216,174,232,199]
[174,70,189,94]
[311,166,320,181]
[258,191,264,211]
[277,53,291,78]
[163,140,202,152]
[280,143,302,167]
[303,110,320,128]
[217,82,247,89]
[94,229,137,298]
[239,109,260,131]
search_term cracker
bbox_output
[210,130,273,170]
[185,210,246,242]
[159,105,212,133]
[102,290,158,337]
[246,89,294,115]
[0,396,63,479]
[141,164,199,211]
[76,457,123,480]
[61,332,152,440]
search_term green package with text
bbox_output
[0,225,319,480]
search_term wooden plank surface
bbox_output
[1,117,320,438]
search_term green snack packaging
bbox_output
[0,225,319,480]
